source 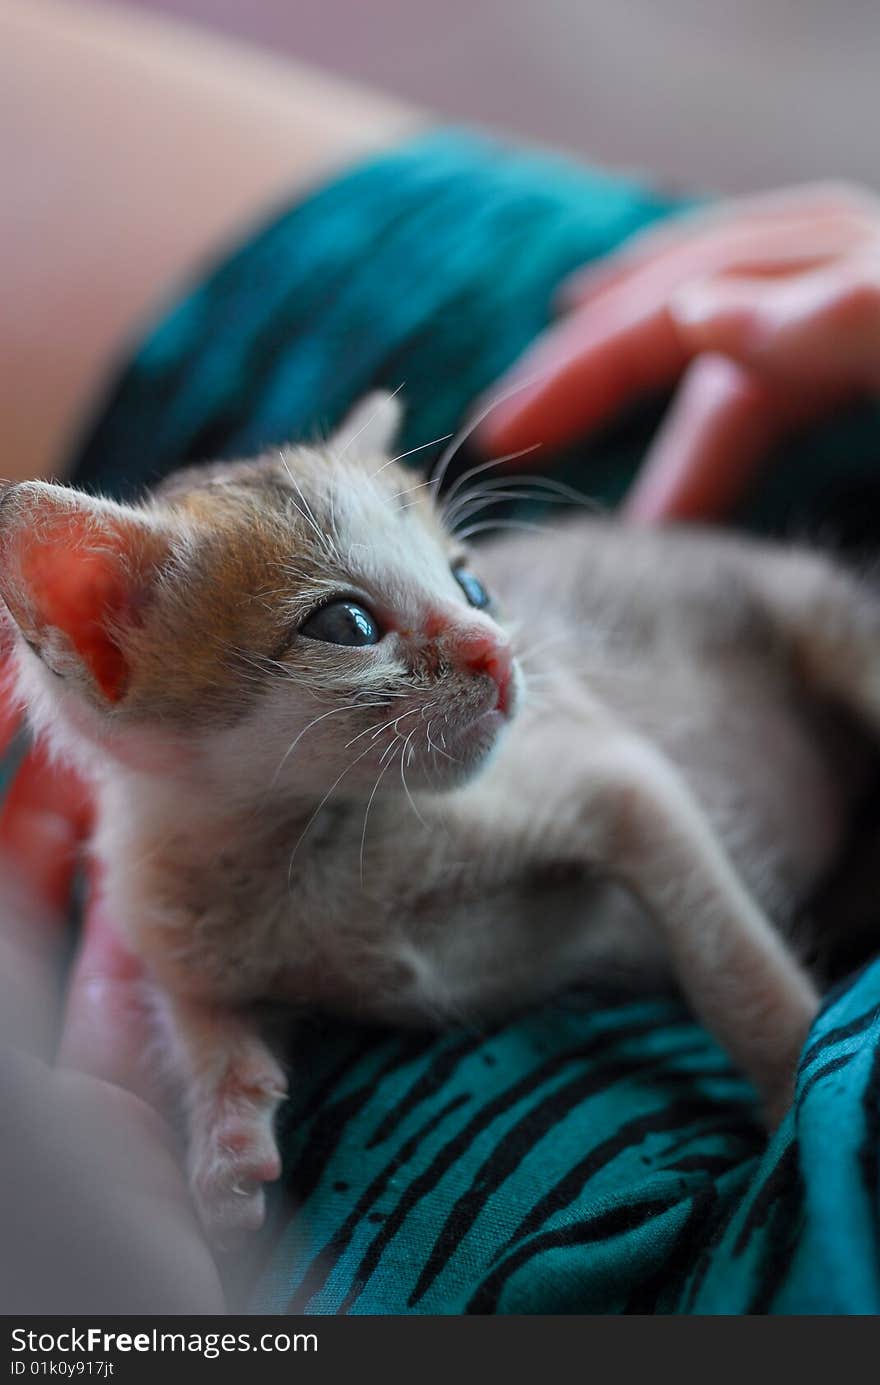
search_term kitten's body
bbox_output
[93,519,867,1023]
[4,394,880,1234]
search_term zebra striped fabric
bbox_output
[241,967,880,1313]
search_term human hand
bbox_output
[0,731,225,1314]
[479,183,880,522]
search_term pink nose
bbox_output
[456,629,513,712]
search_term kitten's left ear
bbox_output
[0,481,171,704]
[331,391,403,461]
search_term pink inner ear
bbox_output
[17,511,142,703]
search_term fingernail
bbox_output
[669,281,718,328]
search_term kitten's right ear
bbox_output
[0,481,170,704]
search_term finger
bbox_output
[482,256,880,459]
[559,216,876,316]
[478,300,687,456]
[622,354,787,523]
[59,900,162,1107]
[671,264,880,390]
[559,185,878,309]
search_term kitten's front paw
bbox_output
[188,1057,287,1241]
[190,1117,283,1240]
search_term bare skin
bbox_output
[0,797,226,1311]
[480,183,880,520]
[0,0,419,485]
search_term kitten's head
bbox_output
[0,394,521,801]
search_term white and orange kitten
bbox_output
[2,392,878,1236]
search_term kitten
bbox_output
[2,392,879,1237]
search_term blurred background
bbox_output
[126,0,880,193]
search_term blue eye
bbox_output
[300,600,380,646]
[454,567,490,610]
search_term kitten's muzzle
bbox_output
[455,630,515,718]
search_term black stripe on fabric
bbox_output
[667,1153,746,1176]
[679,1219,730,1312]
[677,1136,802,1310]
[335,1015,675,1313]
[676,1129,772,1313]
[798,1002,880,1075]
[815,959,875,1014]
[283,1030,388,1132]
[660,1112,762,1161]
[252,1031,393,1285]
[556,986,686,1017]
[489,1075,737,1273]
[465,1198,674,1315]
[282,1033,438,1208]
[286,1092,471,1314]
[365,1026,504,1149]
[624,1184,719,1313]
[796,1050,856,1105]
[408,1056,718,1307]
[746,1158,805,1315]
[856,1033,880,1268]
[677,1140,765,1312]
[733,1141,800,1257]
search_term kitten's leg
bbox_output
[751,548,880,728]
[158,994,288,1239]
[505,729,819,1123]
[598,739,817,1123]
[600,547,880,1117]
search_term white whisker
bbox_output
[345,704,421,749]
[287,736,385,882]
[271,702,381,789]
[399,729,430,830]
[443,475,601,529]
[371,431,454,477]
[390,477,439,502]
[359,737,400,883]
[440,446,540,515]
[276,450,341,565]
[455,519,548,543]
[338,383,405,462]
[429,367,554,495]
[425,716,458,763]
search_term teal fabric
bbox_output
[70,131,679,507]
[240,971,880,1314]
[247,996,762,1314]
[61,130,880,1314]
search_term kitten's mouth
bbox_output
[494,664,514,718]
[443,709,504,768]
[487,655,519,722]
[411,661,519,787]
[444,669,519,767]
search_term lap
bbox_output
[10,100,880,1312]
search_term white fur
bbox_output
[3,408,878,1232]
